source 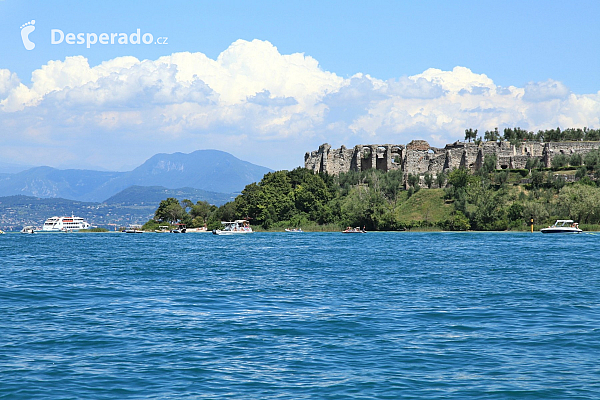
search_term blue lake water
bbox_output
[1,231,599,399]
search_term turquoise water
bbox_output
[1,232,599,399]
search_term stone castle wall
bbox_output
[305,140,600,181]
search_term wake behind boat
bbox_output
[540,220,582,234]
[38,215,90,232]
[213,220,253,235]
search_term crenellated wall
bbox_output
[305,140,600,180]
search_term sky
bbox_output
[1,0,599,172]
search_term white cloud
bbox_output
[0,39,599,171]
[523,79,570,102]
[0,69,20,97]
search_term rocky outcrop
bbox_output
[305,140,600,180]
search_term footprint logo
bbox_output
[20,20,36,50]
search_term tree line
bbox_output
[465,127,600,146]
[145,149,600,231]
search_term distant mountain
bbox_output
[0,167,122,200]
[84,150,272,201]
[0,150,272,203]
[104,186,236,206]
[0,161,34,174]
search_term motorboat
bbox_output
[21,226,36,234]
[155,226,170,233]
[171,224,187,233]
[213,220,253,235]
[123,225,144,233]
[540,220,582,234]
[186,226,209,233]
[39,215,90,232]
[285,228,303,232]
[342,227,366,233]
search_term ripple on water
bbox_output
[1,232,599,399]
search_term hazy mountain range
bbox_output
[0,150,272,203]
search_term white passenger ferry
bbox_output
[39,215,91,232]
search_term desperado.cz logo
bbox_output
[20,20,168,50]
[20,20,36,50]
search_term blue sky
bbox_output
[1,0,599,171]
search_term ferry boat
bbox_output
[540,220,582,234]
[39,215,91,232]
[213,220,253,235]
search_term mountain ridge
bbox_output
[0,150,272,203]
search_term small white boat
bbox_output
[0,229,5,234]
[213,220,253,235]
[285,228,303,232]
[171,224,187,233]
[123,225,144,233]
[342,227,366,233]
[155,226,170,233]
[540,220,582,234]
[21,226,36,234]
[186,227,209,233]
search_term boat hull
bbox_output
[212,230,253,235]
[540,228,582,234]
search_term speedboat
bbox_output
[540,220,582,234]
[213,220,253,235]
[123,225,144,233]
[186,227,209,233]
[285,228,303,232]
[171,224,187,233]
[342,227,366,233]
[21,226,36,234]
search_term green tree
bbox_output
[423,173,434,189]
[464,128,478,143]
[154,197,185,223]
[482,154,497,174]
[436,171,447,188]
[570,153,583,167]
[556,185,600,224]
[447,167,471,189]
[484,128,499,142]
[551,154,569,169]
[407,173,420,189]
[190,200,214,226]
[530,170,545,189]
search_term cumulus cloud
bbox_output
[0,39,598,171]
[523,79,570,102]
[0,69,20,98]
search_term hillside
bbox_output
[104,186,236,206]
[0,187,235,231]
[0,150,272,203]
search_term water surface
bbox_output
[1,232,598,399]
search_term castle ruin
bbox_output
[305,140,600,183]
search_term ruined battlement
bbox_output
[305,140,600,181]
